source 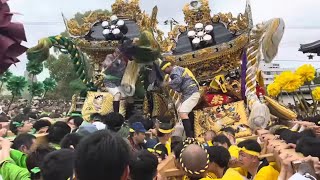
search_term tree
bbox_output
[26,60,43,82]
[42,77,57,99]
[314,76,320,84]
[0,70,12,93]
[6,76,27,112]
[28,82,44,102]
[44,54,86,100]
[73,9,111,25]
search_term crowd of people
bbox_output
[0,99,70,120]
[0,103,318,180]
[0,62,318,180]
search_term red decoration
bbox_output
[205,93,235,107]
[256,85,265,96]
[0,0,27,74]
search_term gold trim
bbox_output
[182,0,211,28]
[212,12,249,35]
[67,0,142,37]
[158,128,174,134]
[160,25,187,52]
[163,34,248,81]
[75,39,120,64]
[112,0,141,19]
[165,34,248,65]
[194,101,250,139]
[161,62,171,71]
[67,12,110,36]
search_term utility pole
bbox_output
[164,18,179,31]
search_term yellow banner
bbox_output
[81,91,125,121]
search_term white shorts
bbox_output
[107,87,126,97]
[178,92,200,113]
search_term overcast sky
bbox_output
[7,0,320,80]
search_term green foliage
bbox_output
[28,82,44,98]
[6,76,27,97]
[69,79,86,92]
[43,78,57,92]
[44,54,86,99]
[314,76,320,84]
[44,54,75,81]
[73,9,111,25]
[0,70,13,92]
[0,70,13,83]
[26,60,44,76]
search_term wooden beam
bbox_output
[35,133,48,145]
[158,154,176,175]
[259,153,275,162]
[236,135,258,143]
[6,133,48,145]
[162,168,185,178]
[241,135,258,140]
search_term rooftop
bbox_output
[299,40,320,54]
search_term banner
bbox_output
[81,91,125,121]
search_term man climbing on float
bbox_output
[102,48,128,113]
[160,61,200,137]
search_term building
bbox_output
[299,40,320,56]
[259,62,294,86]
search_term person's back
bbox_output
[169,66,198,98]
[75,130,130,180]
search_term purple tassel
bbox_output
[241,50,247,100]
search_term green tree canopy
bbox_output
[44,54,86,99]
[42,77,57,99]
[26,60,44,77]
[314,77,320,84]
[6,76,27,97]
[0,70,13,92]
[73,9,111,25]
[6,76,28,111]
[43,77,57,92]
[28,82,44,99]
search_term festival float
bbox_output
[26,0,297,140]
[27,0,169,120]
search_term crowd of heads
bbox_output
[0,102,168,180]
[0,99,318,180]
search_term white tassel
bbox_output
[248,101,271,130]
[291,123,300,132]
[298,125,305,133]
